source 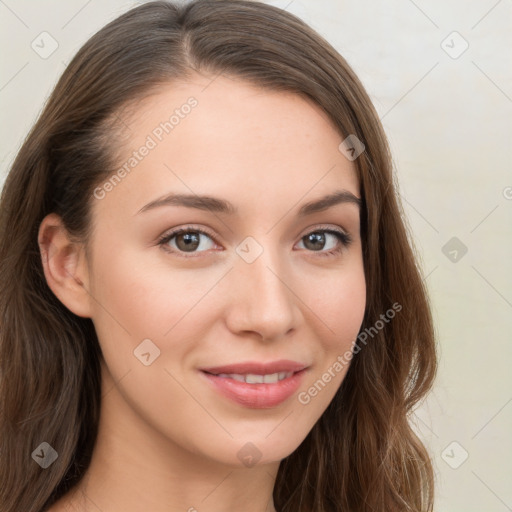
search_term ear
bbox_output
[38,213,92,318]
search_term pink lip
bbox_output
[199,360,308,409]
[200,359,307,375]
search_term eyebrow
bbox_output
[136,189,362,216]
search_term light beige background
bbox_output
[1,1,511,511]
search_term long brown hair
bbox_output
[0,1,437,510]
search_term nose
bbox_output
[224,247,302,341]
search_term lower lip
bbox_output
[200,369,307,409]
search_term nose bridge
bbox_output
[227,237,299,338]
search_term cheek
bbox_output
[87,244,226,370]
[90,243,185,332]
[294,261,366,409]
[306,259,366,348]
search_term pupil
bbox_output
[178,232,199,251]
[306,232,325,250]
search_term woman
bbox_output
[0,1,437,511]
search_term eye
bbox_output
[297,228,352,257]
[158,227,218,256]
[157,225,353,258]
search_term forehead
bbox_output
[95,74,360,219]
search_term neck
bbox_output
[53,364,279,512]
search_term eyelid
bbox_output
[298,223,350,239]
[160,224,218,241]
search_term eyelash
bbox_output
[157,225,353,259]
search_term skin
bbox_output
[40,74,366,512]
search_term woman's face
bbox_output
[84,74,366,467]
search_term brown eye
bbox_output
[302,232,327,251]
[175,232,201,252]
[297,229,352,256]
[159,228,216,254]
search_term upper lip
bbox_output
[200,359,308,375]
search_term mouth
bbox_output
[199,360,309,408]
[202,371,295,384]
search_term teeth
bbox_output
[246,374,264,384]
[263,373,278,384]
[216,372,293,383]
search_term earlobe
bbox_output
[38,213,92,318]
